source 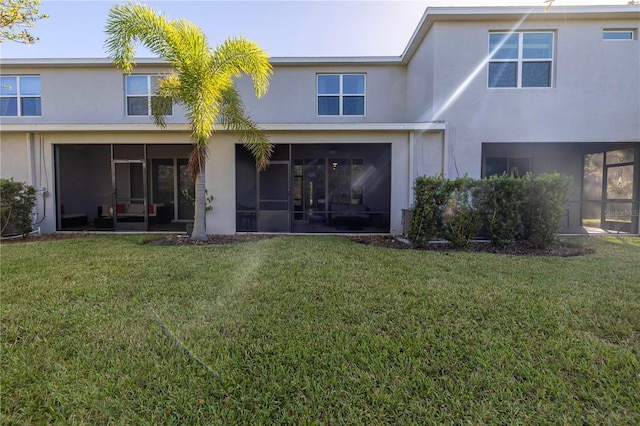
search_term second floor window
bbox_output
[488,32,554,88]
[0,76,41,116]
[602,30,634,40]
[317,74,365,116]
[126,75,172,116]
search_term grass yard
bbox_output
[1,235,639,424]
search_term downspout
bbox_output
[27,132,36,188]
[25,132,42,235]
[408,130,415,206]
[442,121,451,177]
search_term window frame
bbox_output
[488,31,555,89]
[602,29,635,41]
[0,75,42,117]
[125,75,173,117]
[317,73,366,117]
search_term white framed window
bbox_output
[488,32,554,88]
[602,29,635,40]
[0,75,41,116]
[317,74,365,116]
[125,75,172,116]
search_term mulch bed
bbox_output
[3,232,594,256]
[348,235,595,257]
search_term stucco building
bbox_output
[1,5,639,235]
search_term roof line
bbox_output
[1,5,637,67]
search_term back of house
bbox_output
[1,5,638,235]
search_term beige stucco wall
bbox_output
[0,133,30,183]
[407,17,640,178]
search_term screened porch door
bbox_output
[112,159,148,231]
[582,146,638,233]
[257,162,290,232]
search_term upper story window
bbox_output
[488,32,554,88]
[602,29,635,40]
[125,75,172,116]
[0,76,41,116]
[317,74,365,116]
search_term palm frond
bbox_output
[210,37,273,99]
[151,73,181,127]
[219,87,272,171]
[104,3,174,74]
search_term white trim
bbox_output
[125,75,173,117]
[602,29,636,40]
[0,122,447,133]
[0,75,42,117]
[488,31,554,89]
[317,74,366,117]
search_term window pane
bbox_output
[151,96,173,115]
[20,76,41,95]
[343,75,364,94]
[343,96,364,115]
[21,97,41,116]
[522,61,551,87]
[603,31,633,40]
[488,62,517,87]
[523,33,553,59]
[509,158,530,177]
[127,97,148,115]
[1,77,17,95]
[583,153,604,200]
[0,97,18,116]
[318,75,340,94]
[607,165,634,199]
[126,76,149,95]
[606,148,635,165]
[151,75,164,92]
[489,33,519,59]
[318,96,339,115]
[484,157,508,177]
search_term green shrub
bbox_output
[440,178,483,248]
[477,175,528,247]
[1,178,36,237]
[523,173,573,249]
[409,176,452,246]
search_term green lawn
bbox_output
[2,235,639,424]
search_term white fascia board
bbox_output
[0,122,446,133]
[0,56,403,68]
[0,57,170,67]
[269,56,402,66]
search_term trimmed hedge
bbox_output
[523,173,573,249]
[409,173,573,249]
[1,179,36,237]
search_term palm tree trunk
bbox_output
[191,165,207,240]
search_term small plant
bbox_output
[182,188,214,213]
[1,178,36,237]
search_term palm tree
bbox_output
[105,2,273,240]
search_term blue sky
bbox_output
[0,0,629,59]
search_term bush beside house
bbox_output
[1,179,36,237]
[408,173,573,249]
